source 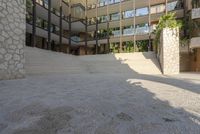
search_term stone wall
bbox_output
[0,0,26,80]
[159,28,180,74]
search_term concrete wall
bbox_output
[180,52,190,72]
[0,0,26,80]
[190,48,200,72]
[159,28,180,75]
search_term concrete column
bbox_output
[85,17,88,55]
[148,0,152,51]
[165,0,168,14]
[95,18,99,54]
[119,0,122,53]
[133,0,136,52]
[32,0,36,47]
[68,0,71,53]
[107,1,110,53]
[59,1,63,52]
[85,0,88,55]
[95,0,98,54]
[68,14,71,53]
[0,0,26,80]
[48,0,52,50]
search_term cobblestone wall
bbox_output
[159,28,180,74]
[0,0,26,80]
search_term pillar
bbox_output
[48,0,52,50]
[59,3,63,52]
[32,0,36,47]
[159,28,180,74]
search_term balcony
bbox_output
[112,30,120,37]
[135,26,149,35]
[192,8,200,19]
[123,28,134,36]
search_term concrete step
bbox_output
[25,47,162,75]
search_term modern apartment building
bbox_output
[25,0,199,71]
[187,0,200,71]
[26,0,184,53]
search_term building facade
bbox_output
[188,0,200,71]
[26,0,184,54]
[25,0,200,71]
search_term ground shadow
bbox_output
[0,50,200,133]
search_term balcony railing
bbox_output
[192,8,200,19]
[135,27,149,35]
[112,30,120,37]
[123,28,134,36]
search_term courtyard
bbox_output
[0,48,200,134]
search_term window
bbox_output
[192,0,200,8]
[73,6,84,19]
[112,27,120,37]
[136,23,149,35]
[110,12,120,21]
[44,0,48,8]
[123,26,134,35]
[136,7,149,16]
[98,15,108,23]
[151,4,165,14]
[123,10,135,18]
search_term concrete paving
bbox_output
[0,47,200,134]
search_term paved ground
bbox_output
[0,48,200,134]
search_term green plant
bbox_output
[26,0,32,11]
[153,12,183,49]
[125,41,134,52]
[136,40,148,52]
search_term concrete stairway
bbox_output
[25,47,84,75]
[25,47,161,75]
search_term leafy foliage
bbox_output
[136,40,148,52]
[125,41,134,52]
[153,12,183,48]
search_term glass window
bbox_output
[167,0,183,11]
[111,12,120,21]
[73,6,84,19]
[136,23,149,35]
[123,26,134,36]
[192,0,200,8]
[123,10,135,18]
[98,15,107,23]
[150,4,165,14]
[136,7,149,16]
[44,0,48,8]
[167,1,177,11]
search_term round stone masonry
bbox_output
[0,0,26,80]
